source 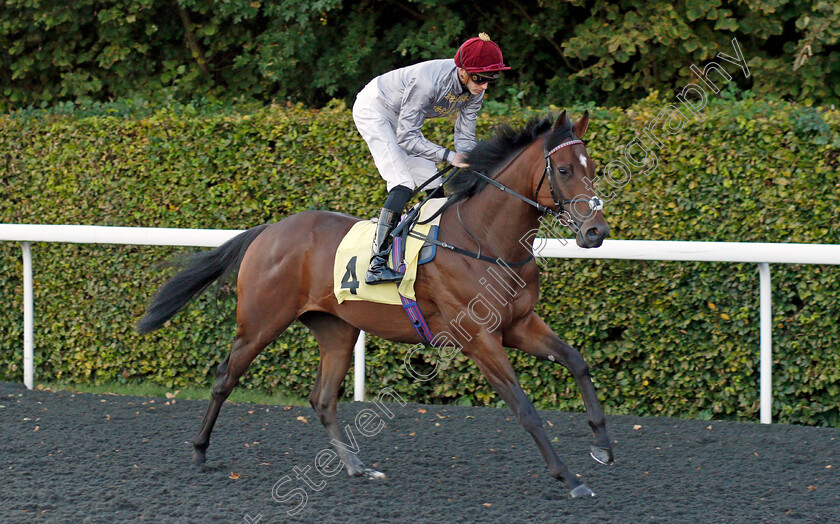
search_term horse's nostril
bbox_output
[586,227,600,239]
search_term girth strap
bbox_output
[391,235,436,345]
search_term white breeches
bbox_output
[352,82,439,192]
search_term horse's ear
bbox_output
[573,110,590,138]
[553,110,568,130]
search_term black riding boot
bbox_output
[365,208,404,285]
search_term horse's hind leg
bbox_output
[192,314,296,466]
[300,312,385,479]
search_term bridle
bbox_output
[400,132,606,267]
[470,135,605,221]
[536,138,604,219]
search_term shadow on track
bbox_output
[1,381,837,523]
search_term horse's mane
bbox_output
[446,115,576,202]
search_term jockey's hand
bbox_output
[451,152,470,168]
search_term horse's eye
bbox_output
[557,167,568,176]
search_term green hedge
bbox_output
[1,95,839,426]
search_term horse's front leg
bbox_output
[503,312,614,466]
[465,337,595,498]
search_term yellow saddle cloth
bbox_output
[333,199,445,305]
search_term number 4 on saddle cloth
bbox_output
[333,198,446,307]
[333,198,445,344]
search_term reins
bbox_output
[469,168,558,218]
[394,164,535,268]
[398,183,536,267]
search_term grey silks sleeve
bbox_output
[395,79,449,163]
[454,94,482,153]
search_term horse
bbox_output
[137,110,613,498]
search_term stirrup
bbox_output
[365,264,403,285]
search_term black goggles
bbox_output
[469,72,501,85]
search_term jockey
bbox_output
[353,33,510,285]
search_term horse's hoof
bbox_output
[349,467,386,480]
[362,467,386,480]
[569,484,596,498]
[590,445,614,465]
[193,449,206,467]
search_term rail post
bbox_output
[354,331,366,401]
[22,242,34,390]
[758,262,772,424]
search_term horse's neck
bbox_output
[456,143,544,263]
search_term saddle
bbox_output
[333,198,446,306]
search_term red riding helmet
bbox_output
[454,33,511,73]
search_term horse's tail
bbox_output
[136,224,271,334]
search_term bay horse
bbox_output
[137,111,613,498]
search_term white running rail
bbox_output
[2,224,839,424]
